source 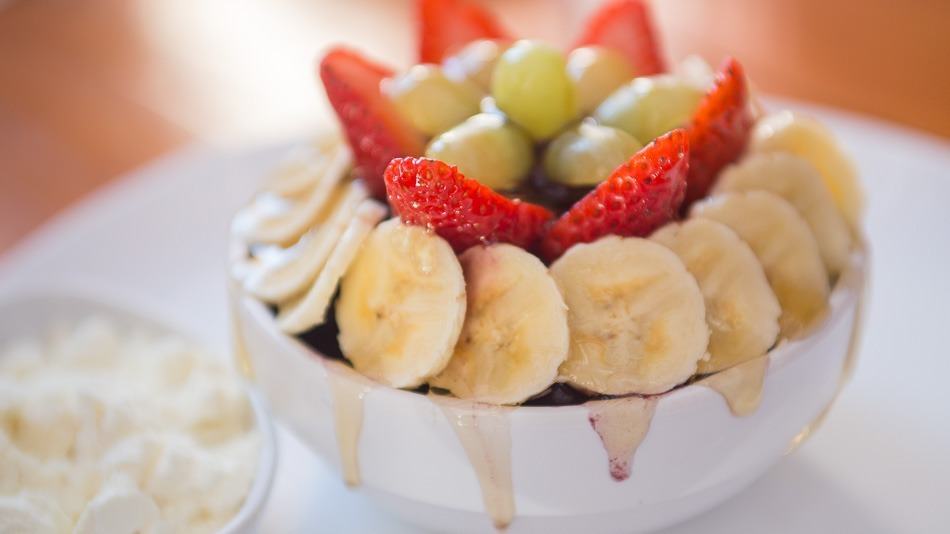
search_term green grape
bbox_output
[382,64,483,137]
[675,54,716,90]
[491,40,575,140]
[543,122,642,187]
[425,113,533,191]
[593,75,705,143]
[567,46,636,115]
[442,39,506,90]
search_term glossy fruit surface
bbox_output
[541,129,689,261]
[385,157,554,252]
[442,39,508,90]
[320,47,425,198]
[572,0,665,76]
[684,57,753,205]
[383,64,482,136]
[491,40,575,140]
[543,122,642,187]
[593,75,704,145]
[567,45,636,114]
[750,110,863,227]
[418,0,509,63]
[425,113,533,191]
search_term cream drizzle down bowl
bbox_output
[232,239,867,534]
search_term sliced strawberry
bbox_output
[572,0,665,76]
[319,47,425,198]
[540,129,689,262]
[385,157,554,253]
[683,57,754,205]
[418,0,510,63]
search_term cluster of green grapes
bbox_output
[381,39,705,193]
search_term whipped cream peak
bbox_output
[0,317,260,534]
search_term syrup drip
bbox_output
[698,355,769,416]
[435,398,515,531]
[587,396,658,482]
[840,289,867,385]
[788,286,868,453]
[327,364,371,487]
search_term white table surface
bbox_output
[2,100,949,533]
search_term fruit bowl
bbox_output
[231,244,865,534]
[227,0,871,530]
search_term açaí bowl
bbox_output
[231,240,867,534]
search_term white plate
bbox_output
[2,99,949,532]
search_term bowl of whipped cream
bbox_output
[0,292,276,534]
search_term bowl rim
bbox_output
[237,237,869,417]
[0,285,278,534]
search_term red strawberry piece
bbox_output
[319,47,425,198]
[418,0,510,63]
[385,157,554,253]
[540,129,689,262]
[572,0,665,76]
[683,57,754,205]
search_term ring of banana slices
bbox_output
[231,111,862,406]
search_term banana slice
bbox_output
[715,152,853,276]
[431,244,569,405]
[550,236,709,396]
[651,219,781,374]
[335,219,467,388]
[276,199,387,334]
[691,191,830,338]
[265,136,344,198]
[232,141,351,246]
[243,180,370,303]
[750,111,863,228]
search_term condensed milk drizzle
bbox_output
[227,282,255,379]
[434,398,515,531]
[697,355,769,416]
[587,396,658,482]
[788,281,868,453]
[327,367,372,487]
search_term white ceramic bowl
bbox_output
[0,291,277,534]
[234,249,866,534]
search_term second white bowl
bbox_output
[0,291,277,534]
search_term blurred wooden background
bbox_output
[1,0,948,253]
